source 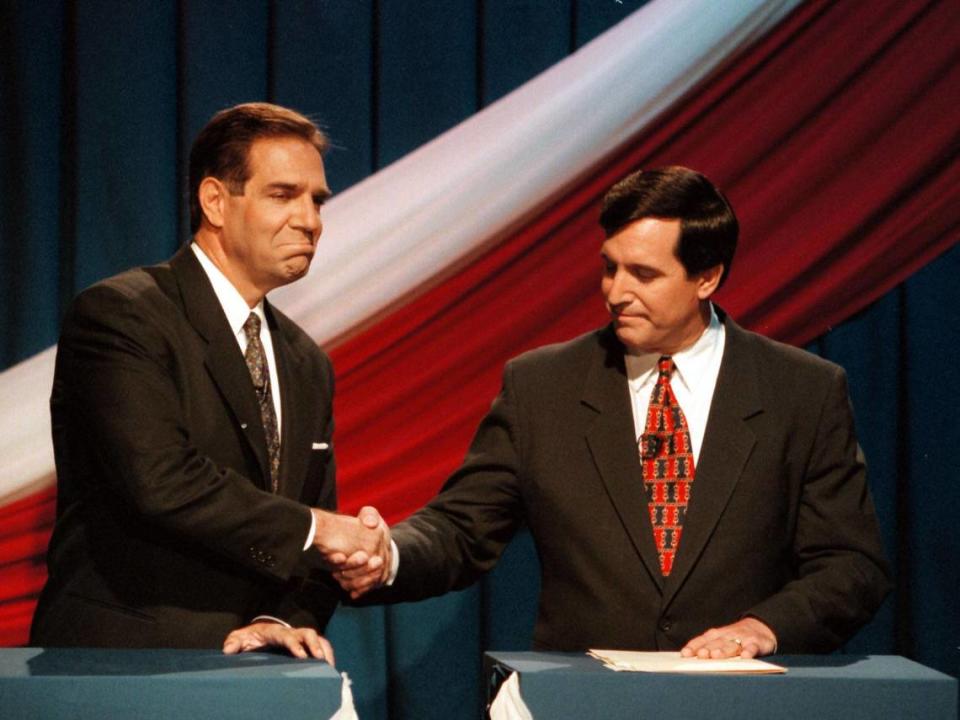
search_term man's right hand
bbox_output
[311,506,392,591]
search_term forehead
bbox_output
[601,217,682,263]
[245,136,327,186]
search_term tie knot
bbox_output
[657,356,674,378]
[243,312,261,341]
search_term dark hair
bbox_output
[188,102,328,233]
[599,166,738,287]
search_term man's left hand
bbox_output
[680,617,777,659]
[222,622,335,664]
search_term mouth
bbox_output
[611,312,647,324]
[279,241,316,255]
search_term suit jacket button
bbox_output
[660,620,672,632]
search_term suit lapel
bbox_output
[661,315,762,608]
[583,329,665,589]
[170,246,271,489]
[268,305,316,502]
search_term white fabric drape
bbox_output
[0,0,800,504]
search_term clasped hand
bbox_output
[312,505,392,598]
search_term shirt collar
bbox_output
[190,243,266,336]
[624,304,724,394]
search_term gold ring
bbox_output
[733,637,743,647]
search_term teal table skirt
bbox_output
[485,652,958,720]
[0,648,342,720]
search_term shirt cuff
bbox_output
[303,508,317,551]
[386,539,399,586]
[251,615,291,628]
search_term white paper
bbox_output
[587,650,786,674]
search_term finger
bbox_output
[326,552,347,566]
[347,577,379,598]
[319,636,336,666]
[336,564,381,580]
[278,629,308,659]
[740,641,760,659]
[712,638,744,659]
[224,625,260,653]
[300,629,327,661]
[340,550,371,569]
[681,631,710,655]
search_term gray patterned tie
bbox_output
[242,313,280,492]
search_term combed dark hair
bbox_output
[188,102,328,233]
[599,166,738,287]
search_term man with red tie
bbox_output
[344,166,890,658]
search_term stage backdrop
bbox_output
[1,1,958,719]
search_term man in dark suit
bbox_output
[30,103,390,662]
[342,166,890,658]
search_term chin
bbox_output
[286,256,312,276]
[615,328,650,354]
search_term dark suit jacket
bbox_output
[31,245,339,648]
[382,311,891,653]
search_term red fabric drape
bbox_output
[331,0,959,524]
[1,0,957,645]
[0,488,55,646]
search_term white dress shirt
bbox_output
[624,305,726,464]
[190,243,282,435]
[191,244,321,554]
[191,244,329,628]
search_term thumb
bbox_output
[358,505,382,529]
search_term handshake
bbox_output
[310,506,392,599]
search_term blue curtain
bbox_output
[1,2,957,718]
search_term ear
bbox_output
[696,264,724,300]
[198,177,228,229]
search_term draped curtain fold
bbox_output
[331,0,959,523]
[0,2,957,713]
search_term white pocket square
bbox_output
[312,442,330,451]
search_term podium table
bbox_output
[485,652,958,720]
[0,648,343,720]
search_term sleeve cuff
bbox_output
[303,508,317,551]
[386,539,400,586]
[250,615,291,629]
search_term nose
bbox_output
[605,268,631,308]
[293,195,322,239]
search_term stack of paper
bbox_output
[587,650,786,674]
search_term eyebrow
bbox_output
[264,182,333,202]
[600,252,660,274]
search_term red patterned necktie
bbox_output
[639,356,695,576]
[243,313,280,493]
